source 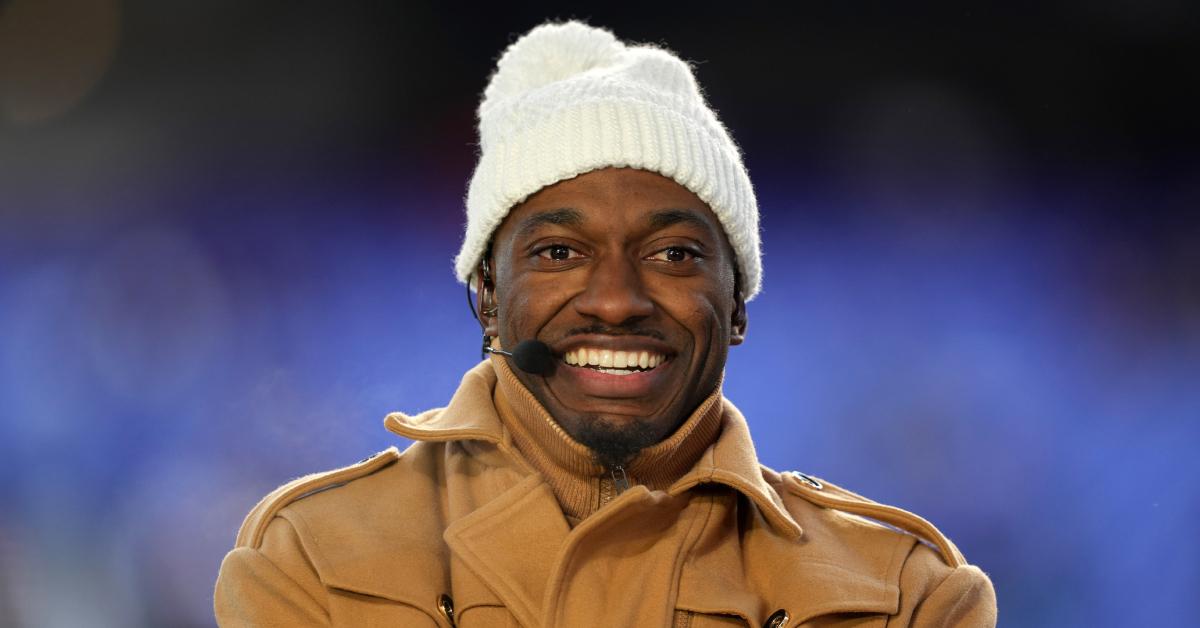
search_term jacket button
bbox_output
[763,608,790,628]
[437,594,456,626]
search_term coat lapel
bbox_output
[539,486,701,628]
[443,473,570,628]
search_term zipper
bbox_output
[611,465,630,492]
[598,465,631,508]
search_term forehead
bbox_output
[496,167,721,241]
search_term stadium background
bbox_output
[1,1,1197,625]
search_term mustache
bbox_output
[563,324,667,341]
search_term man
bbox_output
[215,21,997,627]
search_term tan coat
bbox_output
[215,362,996,627]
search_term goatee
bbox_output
[574,416,661,471]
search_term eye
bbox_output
[536,244,581,261]
[648,246,697,263]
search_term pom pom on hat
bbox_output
[482,22,624,106]
[456,21,762,299]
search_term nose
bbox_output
[573,255,654,326]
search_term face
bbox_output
[480,167,747,453]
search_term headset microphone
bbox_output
[469,259,555,376]
[486,340,556,376]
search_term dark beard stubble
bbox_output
[573,415,662,471]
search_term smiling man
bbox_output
[215,21,996,627]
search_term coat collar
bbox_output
[384,361,508,444]
[384,360,796,537]
[384,360,802,540]
[670,398,802,540]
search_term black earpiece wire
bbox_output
[468,251,493,358]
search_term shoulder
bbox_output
[218,443,465,621]
[762,467,996,622]
[233,439,459,553]
[765,468,966,568]
[226,442,459,602]
[234,447,407,549]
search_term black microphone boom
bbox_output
[486,340,556,376]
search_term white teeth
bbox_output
[562,346,668,371]
[597,367,634,375]
[613,351,628,368]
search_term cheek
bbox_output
[499,275,566,336]
[500,291,534,334]
[693,286,736,341]
[660,292,729,346]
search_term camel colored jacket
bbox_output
[215,360,996,627]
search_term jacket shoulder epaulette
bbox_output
[779,470,966,568]
[234,447,401,549]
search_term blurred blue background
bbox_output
[1,1,1198,626]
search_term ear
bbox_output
[729,290,747,346]
[476,260,500,337]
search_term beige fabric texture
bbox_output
[215,360,997,627]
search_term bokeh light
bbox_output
[0,0,121,125]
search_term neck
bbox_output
[491,355,725,525]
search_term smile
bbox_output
[563,348,668,375]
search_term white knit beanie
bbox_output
[455,20,762,299]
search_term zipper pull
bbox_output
[610,465,630,494]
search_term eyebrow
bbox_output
[513,207,713,241]
[514,208,583,240]
[647,208,712,231]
